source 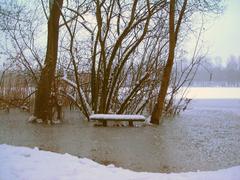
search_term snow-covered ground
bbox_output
[0,144,239,180]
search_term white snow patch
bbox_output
[28,115,36,123]
[0,144,239,180]
[144,116,152,124]
[36,118,43,123]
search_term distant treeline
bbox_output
[191,56,240,87]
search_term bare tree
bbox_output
[34,0,63,123]
[92,0,166,115]
[150,0,223,124]
[151,0,187,124]
[0,0,224,123]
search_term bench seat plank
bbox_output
[90,114,145,121]
[90,114,145,126]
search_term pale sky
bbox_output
[188,0,240,62]
[1,0,239,67]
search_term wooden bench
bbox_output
[89,114,145,127]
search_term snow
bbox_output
[62,76,92,116]
[62,76,78,89]
[90,114,145,120]
[0,144,239,180]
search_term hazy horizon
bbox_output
[185,0,240,63]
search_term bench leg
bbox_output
[129,121,133,127]
[103,120,107,127]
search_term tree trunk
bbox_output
[151,0,187,124]
[34,0,63,123]
[150,0,176,125]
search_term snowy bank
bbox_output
[0,144,239,180]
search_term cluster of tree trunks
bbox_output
[0,0,223,124]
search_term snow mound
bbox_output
[0,144,239,180]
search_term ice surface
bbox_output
[0,144,239,180]
[178,87,240,99]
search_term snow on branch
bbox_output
[61,76,92,117]
[62,76,77,88]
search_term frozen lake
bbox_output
[0,88,240,173]
[179,87,240,99]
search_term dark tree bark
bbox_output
[151,0,187,124]
[34,0,63,123]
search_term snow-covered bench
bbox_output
[89,114,145,127]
